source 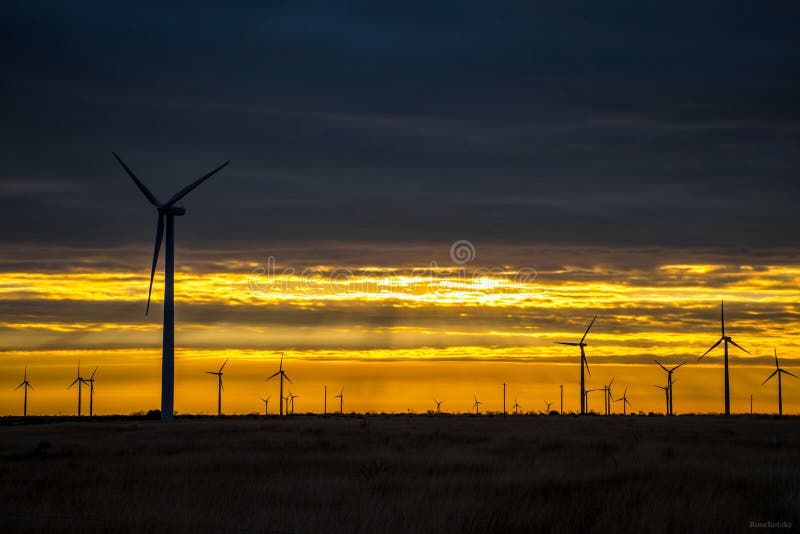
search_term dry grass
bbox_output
[0,415,798,533]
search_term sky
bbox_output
[1,2,799,415]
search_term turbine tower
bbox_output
[602,377,615,416]
[288,392,299,415]
[113,153,229,422]
[204,359,228,416]
[762,348,798,416]
[472,394,482,415]
[555,315,596,414]
[433,398,444,414]
[15,367,33,417]
[336,388,344,414]
[698,301,750,415]
[259,395,271,416]
[655,360,686,415]
[614,387,632,415]
[266,353,292,416]
[86,366,98,417]
[67,362,88,416]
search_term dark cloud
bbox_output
[1,1,799,257]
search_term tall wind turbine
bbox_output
[259,395,271,416]
[762,348,798,416]
[655,360,686,415]
[336,388,344,415]
[433,398,445,414]
[472,394,482,415]
[204,359,228,416]
[86,366,98,417]
[698,300,750,415]
[113,153,229,422]
[15,367,33,417]
[654,385,669,414]
[555,315,596,414]
[614,387,632,415]
[266,353,292,416]
[67,362,88,416]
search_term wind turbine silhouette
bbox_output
[602,377,615,415]
[86,366,98,417]
[204,359,228,416]
[288,392,299,415]
[655,360,685,415]
[15,367,33,417]
[433,398,445,414]
[654,385,669,414]
[762,348,798,416]
[544,401,552,413]
[472,394,482,415]
[67,362,88,416]
[584,388,602,414]
[512,398,521,415]
[266,353,292,416]
[698,300,750,415]
[614,387,632,415]
[336,388,344,414]
[259,395,271,416]
[113,153,229,422]
[555,315,596,414]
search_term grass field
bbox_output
[0,415,798,533]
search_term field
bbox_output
[0,415,798,533]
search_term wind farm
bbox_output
[2,3,799,533]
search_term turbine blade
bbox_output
[583,354,591,376]
[554,342,580,346]
[68,378,79,389]
[90,366,98,380]
[163,160,230,208]
[28,383,33,390]
[220,379,224,392]
[112,152,162,207]
[580,315,597,343]
[219,358,229,372]
[671,361,687,372]
[146,215,165,316]
[728,339,750,355]
[762,370,777,385]
[699,338,723,360]
[204,371,216,375]
[655,360,669,372]
[781,369,799,379]
[284,373,293,384]
[720,300,725,338]
[774,347,779,369]
[266,370,280,380]
[15,381,24,390]
[609,377,614,387]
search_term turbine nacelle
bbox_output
[160,205,186,216]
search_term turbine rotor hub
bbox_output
[160,206,186,216]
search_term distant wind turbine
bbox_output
[266,353,292,416]
[336,388,344,415]
[654,385,669,414]
[259,395,271,416]
[655,360,686,415]
[67,361,88,416]
[113,152,229,422]
[555,315,596,414]
[544,401,552,413]
[86,366,98,417]
[288,392,299,415]
[472,394,482,415]
[204,359,228,417]
[698,300,750,415]
[762,348,798,416]
[602,377,615,416]
[433,398,445,414]
[614,387,632,415]
[15,367,33,417]
[512,398,521,415]
[584,388,602,414]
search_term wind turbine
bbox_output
[266,353,292,416]
[204,359,228,417]
[512,398,521,415]
[762,348,798,416]
[433,398,445,414]
[544,401,552,413]
[602,377,615,416]
[86,366,98,417]
[655,360,686,415]
[288,392,299,415]
[67,361,88,416]
[698,300,750,415]
[336,388,344,415]
[259,395,271,416]
[113,152,229,422]
[614,387,632,415]
[555,315,596,414]
[654,385,669,414]
[472,394,482,415]
[584,388,602,414]
[15,367,33,417]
